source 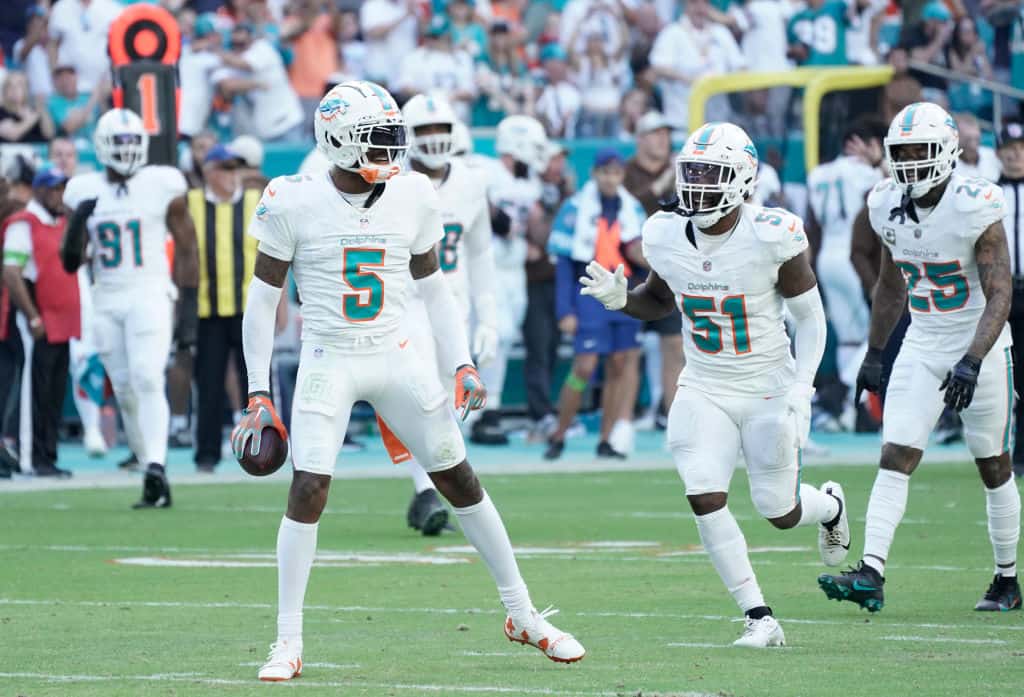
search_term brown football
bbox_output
[238,427,289,477]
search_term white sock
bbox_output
[985,478,1020,577]
[407,459,436,494]
[133,382,169,465]
[695,506,765,612]
[170,414,188,433]
[862,469,910,576]
[454,491,532,618]
[797,483,841,527]
[276,516,318,644]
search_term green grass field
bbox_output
[2,461,1022,697]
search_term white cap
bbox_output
[636,111,670,136]
[229,135,264,169]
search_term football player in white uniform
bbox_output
[581,122,851,647]
[819,103,1022,612]
[60,109,198,508]
[234,81,584,682]
[470,114,549,444]
[806,117,886,409]
[384,92,500,535]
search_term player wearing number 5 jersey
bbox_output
[60,108,199,509]
[239,81,583,683]
[581,122,851,648]
[819,102,1023,613]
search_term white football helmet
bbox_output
[402,93,458,169]
[451,120,472,157]
[495,114,548,174]
[676,122,758,228]
[314,80,408,184]
[94,108,149,177]
[884,101,960,199]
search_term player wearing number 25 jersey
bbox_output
[235,81,583,683]
[60,108,199,510]
[820,102,1022,615]
[581,122,851,649]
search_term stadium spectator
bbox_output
[47,66,104,146]
[186,144,262,472]
[956,112,1001,181]
[47,136,86,176]
[569,18,630,138]
[337,9,368,82]
[535,43,581,139]
[184,129,217,189]
[731,0,792,72]
[394,17,476,121]
[2,166,77,478]
[229,134,270,189]
[449,0,488,63]
[0,2,37,64]
[14,6,51,100]
[622,110,682,429]
[996,121,1024,476]
[178,14,224,141]
[283,0,341,130]
[360,0,420,88]
[787,0,851,66]
[545,148,645,460]
[474,21,533,124]
[900,0,955,104]
[947,15,994,116]
[47,0,121,94]
[882,47,924,121]
[650,0,745,133]
[560,0,630,62]
[0,174,26,478]
[0,70,52,143]
[213,22,305,142]
[846,0,889,65]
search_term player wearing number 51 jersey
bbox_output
[60,108,199,510]
[237,81,583,683]
[581,121,851,648]
[819,102,1022,614]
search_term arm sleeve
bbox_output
[242,275,283,394]
[785,286,827,386]
[2,221,32,268]
[417,270,473,374]
[464,200,498,330]
[555,254,577,321]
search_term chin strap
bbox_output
[889,189,919,225]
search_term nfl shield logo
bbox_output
[914,229,922,239]
[703,260,712,272]
[360,217,370,228]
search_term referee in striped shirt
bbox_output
[188,144,265,471]
[998,122,1024,476]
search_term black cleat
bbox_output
[0,445,18,477]
[974,574,1022,612]
[818,560,885,612]
[406,489,448,536]
[596,441,626,459]
[469,410,509,446]
[168,429,193,449]
[543,438,565,460]
[34,465,72,479]
[133,463,172,509]
[118,453,140,471]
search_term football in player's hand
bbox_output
[238,428,289,477]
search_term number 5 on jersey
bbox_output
[682,294,751,354]
[342,248,385,321]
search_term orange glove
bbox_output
[454,364,487,421]
[231,393,288,460]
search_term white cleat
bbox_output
[257,640,303,682]
[504,606,586,663]
[84,428,107,458]
[819,481,850,567]
[733,615,786,648]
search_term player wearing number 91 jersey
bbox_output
[819,102,1022,615]
[580,121,851,648]
[60,108,199,510]
[238,81,583,683]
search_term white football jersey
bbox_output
[63,165,187,292]
[642,203,809,397]
[248,171,443,350]
[479,155,541,240]
[808,155,881,257]
[433,158,491,314]
[868,172,1010,354]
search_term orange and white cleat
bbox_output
[258,640,303,681]
[504,606,586,664]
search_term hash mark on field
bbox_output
[238,661,360,669]
[880,635,1010,645]
[459,651,530,657]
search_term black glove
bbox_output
[854,346,885,405]
[491,207,511,238]
[175,287,199,351]
[61,197,98,272]
[940,354,982,412]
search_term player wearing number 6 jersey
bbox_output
[237,81,584,682]
[819,102,1022,613]
[581,122,851,648]
[60,108,199,509]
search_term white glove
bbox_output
[579,261,627,311]
[472,324,499,367]
[786,382,815,448]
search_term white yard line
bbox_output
[2,597,1022,633]
[879,635,1010,645]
